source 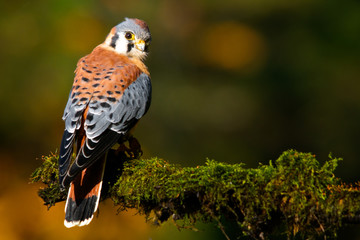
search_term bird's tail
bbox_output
[64,155,106,228]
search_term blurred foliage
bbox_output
[1,0,360,239]
[32,150,360,239]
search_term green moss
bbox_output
[31,152,67,207]
[31,150,360,239]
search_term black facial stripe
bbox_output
[110,33,119,48]
[144,44,149,52]
[127,43,134,52]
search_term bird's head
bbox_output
[105,18,151,61]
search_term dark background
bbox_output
[1,0,360,239]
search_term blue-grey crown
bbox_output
[115,18,151,42]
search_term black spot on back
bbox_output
[87,113,94,122]
[90,105,99,110]
[108,97,116,102]
[100,102,111,108]
[75,111,82,118]
[82,67,92,73]
[87,124,96,130]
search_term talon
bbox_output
[128,136,143,159]
[111,136,143,159]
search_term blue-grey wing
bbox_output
[84,72,152,137]
[60,72,152,188]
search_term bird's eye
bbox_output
[125,32,134,40]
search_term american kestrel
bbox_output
[58,18,152,228]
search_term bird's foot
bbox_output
[127,136,143,159]
[113,136,143,159]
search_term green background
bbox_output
[1,0,360,239]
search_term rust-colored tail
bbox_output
[64,155,106,228]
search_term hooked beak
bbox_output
[135,39,146,52]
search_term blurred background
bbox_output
[1,0,360,239]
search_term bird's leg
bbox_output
[113,142,127,155]
[112,136,143,159]
[127,136,143,159]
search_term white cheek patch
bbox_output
[114,37,129,54]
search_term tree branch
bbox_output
[31,149,360,239]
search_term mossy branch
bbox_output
[31,150,360,239]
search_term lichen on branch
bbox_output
[31,150,360,239]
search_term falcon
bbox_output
[58,18,152,228]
